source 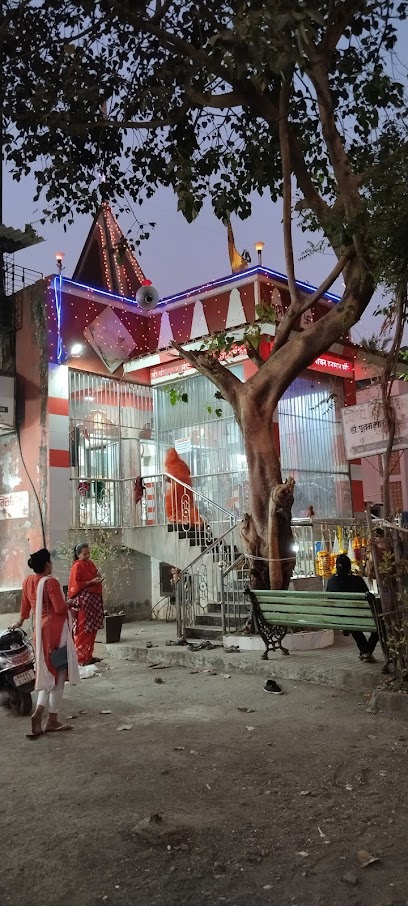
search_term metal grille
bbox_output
[69,370,154,526]
[279,375,351,518]
[155,370,352,520]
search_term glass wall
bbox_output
[153,367,248,513]
[68,367,352,522]
[155,369,352,519]
[278,374,352,518]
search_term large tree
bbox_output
[3,0,408,587]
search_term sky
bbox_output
[4,172,380,344]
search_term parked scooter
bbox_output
[0,628,35,715]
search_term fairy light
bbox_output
[105,206,125,296]
[97,221,113,293]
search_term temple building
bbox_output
[0,203,399,617]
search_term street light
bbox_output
[255,241,265,265]
[70,343,84,358]
[55,251,65,274]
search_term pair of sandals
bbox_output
[187,641,215,651]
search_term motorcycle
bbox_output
[0,627,35,715]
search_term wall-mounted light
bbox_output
[56,251,65,274]
[70,343,84,358]
[255,241,265,265]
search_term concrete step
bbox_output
[105,636,381,692]
[184,625,223,640]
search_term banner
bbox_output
[341,395,408,459]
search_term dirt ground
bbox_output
[1,658,408,906]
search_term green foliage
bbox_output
[2,0,407,240]
[365,130,408,291]
[201,332,236,354]
[57,531,135,613]
[254,303,277,323]
[164,386,189,406]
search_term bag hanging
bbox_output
[51,645,68,671]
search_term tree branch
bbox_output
[381,285,407,517]
[278,77,300,309]
[152,0,175,24]
[306,53,361,213]
[246,342,264,369]
[186,87,242,109]
[319,0,367,61]
[171,341,243,416]
[133,14,332,227]
[272,247,352,354]
[247,257,374,403]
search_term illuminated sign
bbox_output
[151,343,353,383]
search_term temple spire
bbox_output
[73,202,146,298]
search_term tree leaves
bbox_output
[2,0,406,234]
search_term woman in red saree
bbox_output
[164,448,202,525]
[68,543,105,666]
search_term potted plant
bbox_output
[88,536,126,644]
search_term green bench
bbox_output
[245,588,384,660]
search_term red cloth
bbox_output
[164,448,201,525]
[68,559,103,599]
[73,610,97,665]
[20,574,68,681]
[72,589,104,634]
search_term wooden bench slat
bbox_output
[258,603,372,619]
[254,590,368,602]
[260,613,376,631]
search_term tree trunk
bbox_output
[240,404,296,590]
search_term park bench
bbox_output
[245,588,385,660]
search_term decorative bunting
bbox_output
[158,310,174,348]
[226,287,246,329]
[190,299,208,340]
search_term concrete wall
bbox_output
[0,281,49,593]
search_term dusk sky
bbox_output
[4,172,380,344]
[7,13,408,345]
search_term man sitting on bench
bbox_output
[326,554,379,662]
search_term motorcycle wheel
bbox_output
[10,690,33,716]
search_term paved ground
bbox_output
[2,649,408,906]
[104,620,382,693]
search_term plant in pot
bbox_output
[88,535,129,644]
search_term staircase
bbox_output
[174,525,250,640]
[70,470,246,631]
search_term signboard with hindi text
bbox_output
[341,396,408,460]
[0,490,29,521]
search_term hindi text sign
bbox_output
[341,396,408,459]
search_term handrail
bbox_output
[178,522,239,576]
[71,472,238,524]
[156,472,238,523]
[223,552,246,577]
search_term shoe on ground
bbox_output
[263,679,283,695]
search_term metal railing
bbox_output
[70,472,237,542]
[175,516,369,637]
[175,523,243,636]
